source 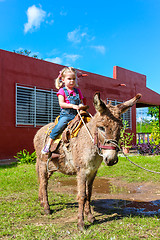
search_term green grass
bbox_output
[97,154,160,182]
[0,155,160,239]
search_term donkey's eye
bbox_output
[98,126,105,132]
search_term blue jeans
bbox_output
[50,110,76,140]
[50,87,81,140]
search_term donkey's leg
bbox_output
[85,172,97,223]
[77,171,87,231]
[38,161,51,214]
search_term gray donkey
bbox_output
[34,92,141,230]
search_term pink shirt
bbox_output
[57,88,83,104]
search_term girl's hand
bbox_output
[72,104,80,110]
[79,104,84,108]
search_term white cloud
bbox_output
[91,45,106,54]
[81,32,87,37]
[46,12,54,25]
[47,49,60,57]
[60,10,67,16]
[45,53,80,65]
[15,47,24,52]
[45,57,62,64]
[31,51,41,57]
[24,5,46,33]
[64,54,81,62]
[46,19,54,25]
[67,28,87,43]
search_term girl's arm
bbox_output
[58,95,80,110]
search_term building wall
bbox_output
[0,49,157,160]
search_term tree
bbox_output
[147,106,159,121]
[150,121,160,145]
[136,119,153,133]
[13,49,39,59]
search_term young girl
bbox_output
[42,67,84,154]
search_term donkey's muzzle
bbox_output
[106,157,118,166]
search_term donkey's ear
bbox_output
[117,93,142,114]
[93,92,107,114]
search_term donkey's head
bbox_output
[93,92,142,166]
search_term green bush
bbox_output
[14,149,36,164]
[150,122,160,145]
[119,120,134,148]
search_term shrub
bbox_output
[150,122,160,145]
[119,120,134,148]
[14,149,37,164]
[134,143,160,155]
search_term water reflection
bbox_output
[93,199,160,216]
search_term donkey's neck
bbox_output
[76,113,98,144]
[85,113,98,133]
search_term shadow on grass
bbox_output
[91,198,160,226]
[86,198,160,229]
[48,198,160,229]
[49,201,78,214]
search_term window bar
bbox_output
[51,89,53,122]
[15,84,18,126]
[34,86,36,127]
[130,107,132,129]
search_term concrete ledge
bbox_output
[0,158,18,165]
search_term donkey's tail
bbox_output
[36,158,40,183]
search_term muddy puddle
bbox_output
[56,178,129,194]
[55,177,160,216]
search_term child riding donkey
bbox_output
[41,67,86,155]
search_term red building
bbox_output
[0,49,160,160]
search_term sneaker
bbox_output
[41,145,50,154]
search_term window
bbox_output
[16,84,60,127]
[106,98,132,129]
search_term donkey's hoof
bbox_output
[77,222,85,232]
[87,214,95,223]
[44,209,51,215]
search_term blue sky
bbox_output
[1,0,160,94]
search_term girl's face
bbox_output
[62,71,76,90]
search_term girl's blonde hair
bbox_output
[55,67,78,89]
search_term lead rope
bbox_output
[77,109,94,144]
[107,141,160,174]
